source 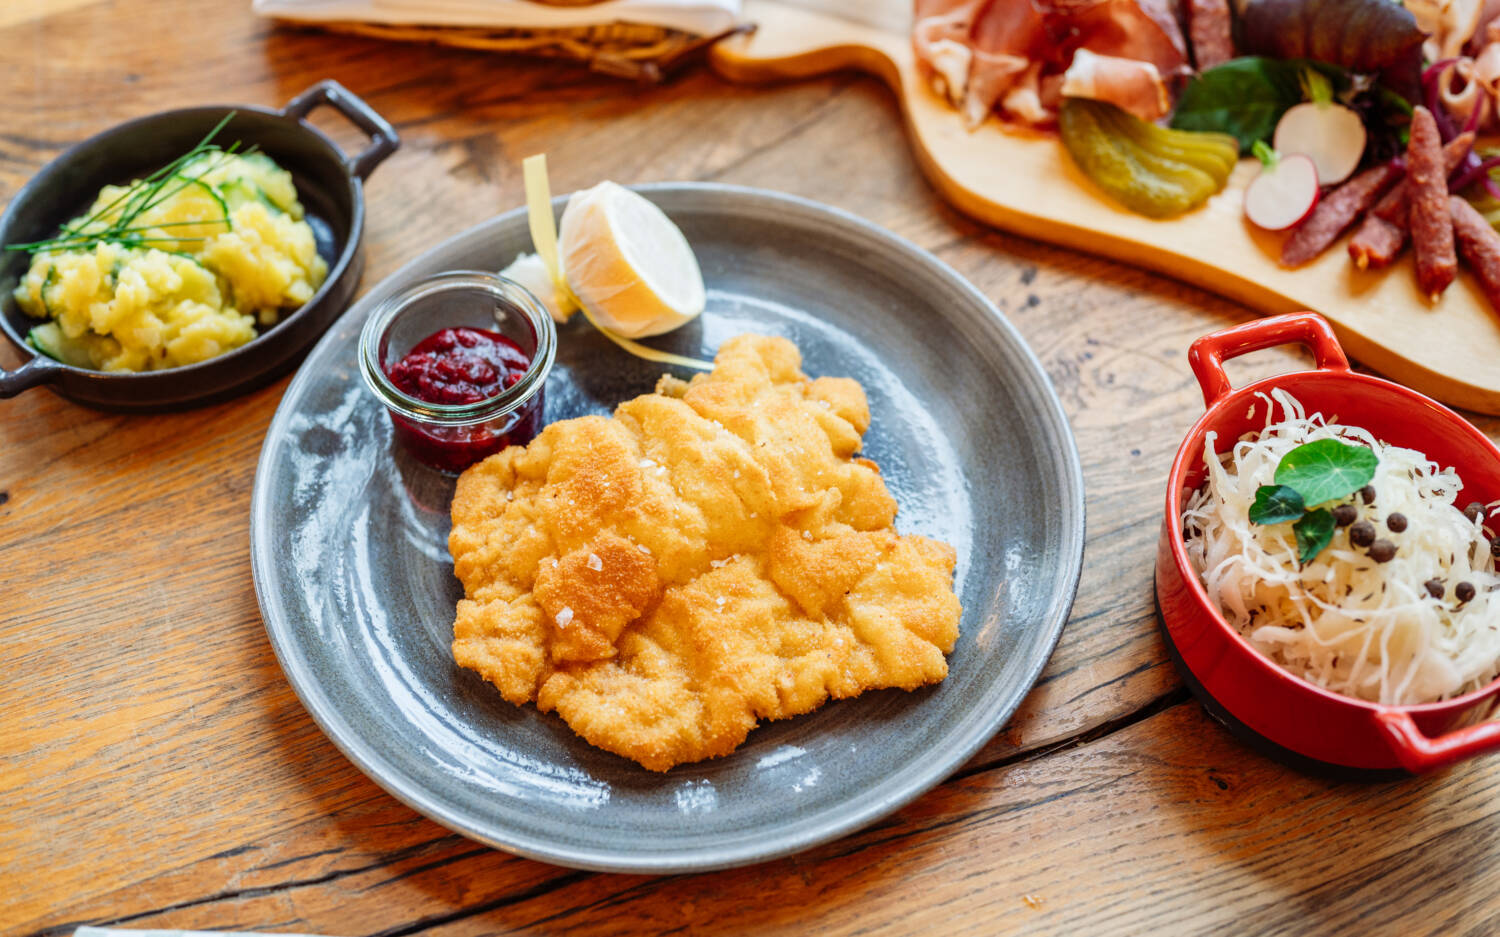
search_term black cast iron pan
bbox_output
[0,79,398,411]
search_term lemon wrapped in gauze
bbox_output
[557,181,705,338]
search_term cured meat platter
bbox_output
[710,0,1500,415]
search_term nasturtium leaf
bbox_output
[1249,484,1306,525]
[1274,439,1379,508]
[1294,508,1336,564]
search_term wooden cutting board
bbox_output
[711,0,1500,415]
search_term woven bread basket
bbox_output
[302,13,747,81]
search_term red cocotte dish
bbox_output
[1157,312,1500,776]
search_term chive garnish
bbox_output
[6,112,252,257]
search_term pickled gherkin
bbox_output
[1059,98,1239,218]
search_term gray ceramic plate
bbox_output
[250,183,1084,873]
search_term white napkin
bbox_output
[251,0,741,35]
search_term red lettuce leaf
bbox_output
[1238,0,1424,101]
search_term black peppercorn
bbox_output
[1360,485,1377,505]
[1368,540,1397,563]
[1425,579,1446,599]
[1349,520,1377,548]
[1457,582,1477,603]
[1465,502,1486,524]
[1332,504,1358,527]
[1386,512,1408,533]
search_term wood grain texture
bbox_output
[0,0,101,29]
[2,0,1499,935]
[710,0,1500,416]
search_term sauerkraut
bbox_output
[1183,389,1500,705]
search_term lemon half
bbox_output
[558,181,705,339]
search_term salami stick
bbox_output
[1350,133,1475,269]
[1451,195,1500,312]
[1408,106,1458,300]
[1371,132,1474,224]
[1188,0,1234,69]
[1348,214,1407,269]
[1281,162,1402,267]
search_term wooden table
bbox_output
[4,3,1499,935]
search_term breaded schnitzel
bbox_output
[448,334,961,771]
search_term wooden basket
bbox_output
[307,17,746,81]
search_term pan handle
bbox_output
[281,80,400,181]
[1374,707,1500,773]
[1188,312,1351,409]
[0,355,62,398]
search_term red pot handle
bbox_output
[1188,313,1351,409]
[1374,707,1500,773]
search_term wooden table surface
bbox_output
[4,2,1500,935]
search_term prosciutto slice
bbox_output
[1059,48,1171,121]
[914,0,1190,126]
[914,0,1050,126]
[1043,0,1189,76]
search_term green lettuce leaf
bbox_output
[1171,57,1307,153]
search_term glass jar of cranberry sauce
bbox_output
[359,271,556,473]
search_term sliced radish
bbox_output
[1274,101,1367,186]
[1245,152,1320,230]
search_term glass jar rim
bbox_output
[358,270,557,425]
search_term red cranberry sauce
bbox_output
[384,327,542,473]
[386,327,530,404]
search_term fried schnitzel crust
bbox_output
[450,334,960,771]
